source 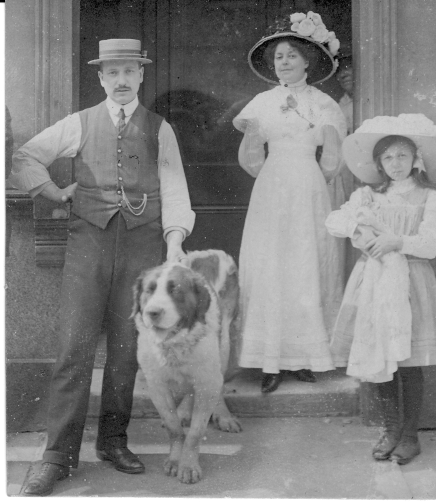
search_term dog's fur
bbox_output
[132,249,241,484]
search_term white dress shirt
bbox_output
[10,96,195,239]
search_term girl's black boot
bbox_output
[390,367,423,465]
[372,374,401,461]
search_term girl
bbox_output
[326,113,436,465]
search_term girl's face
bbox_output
[380,143,415,181]
[274,42,308,84]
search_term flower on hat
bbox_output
[290,12,306,23]
[328,38,340,56]
[312,25,329,43]
[269,12,340,59]
[326,31,336,42]
[296,18,316,36]
[307,11,323,26]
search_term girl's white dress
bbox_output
[233,81,347,374]
[326,178,436,382]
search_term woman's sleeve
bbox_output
[232,95,267,178]
[317,92,348,140]
[400,190,436,259]
[318,124,343,181]
[325,187,368,238]
[316,92,347,181]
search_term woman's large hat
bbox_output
[88,39,152,65]
[248,11,340,85]
[342,114,436,183]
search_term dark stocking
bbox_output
[372,373,401,460]
[391,367,423,465]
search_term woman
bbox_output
[233,12,346,393]
[326,113,436,465]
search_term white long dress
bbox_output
[233,81,347,374]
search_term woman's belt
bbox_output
[360,253,429,264]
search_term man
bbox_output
[9,39,195,496]
[326,53,356,289]
[336,54,354,137]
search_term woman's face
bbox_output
[274,42,308,84]
[380,142,415,181]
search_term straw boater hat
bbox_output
[248,11,340,86]
[88,39,152,65]
[343,114,436,184]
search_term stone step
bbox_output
[88,367,361,419]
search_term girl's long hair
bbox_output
[371,135,436,193]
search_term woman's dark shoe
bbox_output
[372,429,402,460]
[261,372,283,393]
[96,446,145,474]
[23,462,69,496]
[390,436,421,465]
[292,369,317,383]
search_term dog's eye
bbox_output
[147,281,157,293]
[167,280,181,296]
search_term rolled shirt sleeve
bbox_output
[158,120,196,240]
[9,113,81,194]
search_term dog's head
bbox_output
[132,263,212,331]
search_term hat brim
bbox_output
[248,32,336,86]
[88,57,152,65]
[343,132,436,184]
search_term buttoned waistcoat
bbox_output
[73,101,163,229]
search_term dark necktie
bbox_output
[117,108,126,132]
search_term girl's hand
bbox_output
[364,230,403,259]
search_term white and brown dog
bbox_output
[132,249,241,484]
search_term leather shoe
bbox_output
[96,446,145,474]
[261,372,283,393]
[390,436,421,465]
[23,462,69,496]
[372,429,402,460]
[287,369,317,383]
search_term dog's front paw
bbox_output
[212,412,242,433]
[163,458,179,477]
[177,462,202,484]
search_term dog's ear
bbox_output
[131,274,144,318]
[193,276,211,323]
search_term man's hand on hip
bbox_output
[40,182,78,203]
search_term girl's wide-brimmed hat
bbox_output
[248,11,340,85]
[343,114,436,183]
[88,39,152,65]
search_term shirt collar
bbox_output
[340,93,353,104]
[279,73,308,90]
[105,95,139,118]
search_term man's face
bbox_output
[98,60,144,105]
[336,62,353,96]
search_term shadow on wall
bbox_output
[152,89,250,165]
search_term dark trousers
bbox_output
[43,213,163,468]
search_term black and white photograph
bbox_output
[4,0,436,498]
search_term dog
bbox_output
[132,249,241,484]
